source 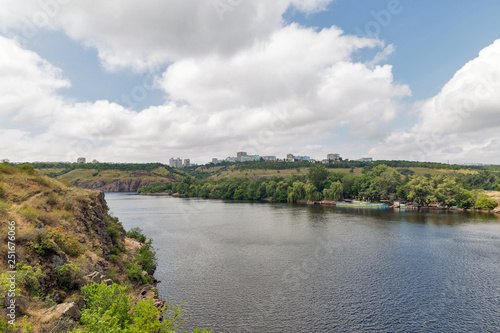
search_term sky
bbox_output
[1,0,500,165]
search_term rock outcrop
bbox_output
[71,178,167,192]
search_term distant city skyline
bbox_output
[1,1,500,164]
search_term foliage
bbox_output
[18,164,36,175]
[0,316,34,333]
[124,260,146,283]
[71,282,212,333]
[0,184,5,198]
[27,229,58,256]
[0,272,21,305]
[473,194,498,210]
[126,227,147,243]
[136,164,499,209]
[16,263,46,296]
[307,164,329,191]
[48,226,84,257]
[56,263,84,291]
[105,216,126,254]
[137,240,157,275]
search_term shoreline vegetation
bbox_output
[0,164,211,332]
[137,164,500,214]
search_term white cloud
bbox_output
[371,39,500,163]
[0,1,415,163]
[0,0,336,72]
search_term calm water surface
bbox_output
[105,193,500,333]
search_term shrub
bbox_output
[70,283,212,333]
[105,216,125,254]
[126,227,146,243]
[124,260,145,283]
[137,240,157,275]
[49,226,83,257]
[35,175,52,187]
[0,163,17,174]
[27,230,58,256]
[16,263,46,296]
[18,164,36,175]
[61,179,73,187]
[56,263,84,291]
[19,206,40,224]
[473,194,498,210]
[46,192,58,206]
[63,201,73,211]
[0,316,34,333]
[0,184,5,198]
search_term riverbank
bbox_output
[0,165,209,332]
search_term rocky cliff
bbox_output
[0,165,164,332]
[71,178,166,192]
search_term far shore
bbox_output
[136,192,500,215]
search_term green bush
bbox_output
[49,226,84,257]
[27,230,58,255]
[137,240,157,275]
[105,216,125,254]
[70,282,212,333]
[124,260,145,283]
[0,184,5,198]
[0,163,17,174]
[56,263,84,291]
[473,194,498,210]
[16,263,46,296]
[18,164,36,175]
[126,227,147,243]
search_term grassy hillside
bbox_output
[196,164,477,181]
[0,164,210,332]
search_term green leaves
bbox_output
[72,282,212,333]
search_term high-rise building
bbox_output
[183,159,191,167]
[327,153,341,162]
[169,157,183,168]
[237,152,247,162]
[77,157,86,163]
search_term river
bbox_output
[105,192,500,332]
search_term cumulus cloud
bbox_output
[0,1,415,163]
[0,0,336,71]
[371,39,500,163]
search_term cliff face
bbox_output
[0,166,162,331]
[71,178,165,192]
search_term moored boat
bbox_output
[336,201,389,209]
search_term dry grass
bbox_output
[485,191,500,204]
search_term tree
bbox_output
[323,181,343,201]
[473,194,498,210]
[405,176,433,206]
[287,181,306,203]
[307,164,328,191]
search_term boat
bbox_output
[335,201,389,209]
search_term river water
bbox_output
[105,192,500,333]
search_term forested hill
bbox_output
[139,164,500,212]
[6,160,500,193]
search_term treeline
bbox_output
[233,159,497,172]
[27,162,169,172]
[138,165,499,210]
